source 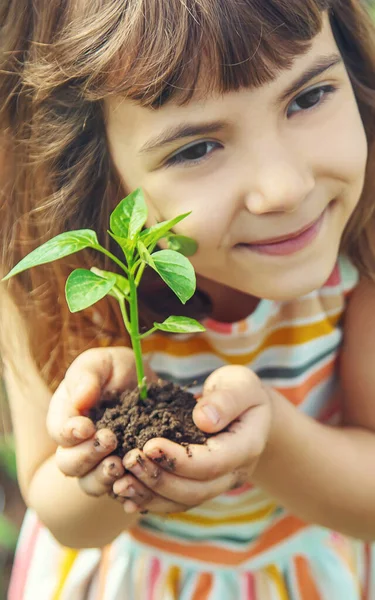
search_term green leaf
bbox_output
[167,234,198,257]
[90,267,130,296]
[113,276,130,296]
[109,188,147,240]
[150,249,196,304]
[1,230,98,281]
[108,231,134,256]
[129,189,148,239]
[140,213,191,248]
[154,316,205,334]
[65,269,116,313]
[137,240,155,269]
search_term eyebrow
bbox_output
[277,53,343,104]
[139,53,343,155]
[139,121,227,154]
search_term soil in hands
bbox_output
[88,381,212,460]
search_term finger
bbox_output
[193,365,265,433]
[47,387,96,446]
[54,415,96,448]
[79,456,124,497]
[55,428,117,477]
[113,473,155,504]
[123,450,234,506]
[47,347,156,445]
[113,474,192,515]
[64,347,140,412]
[144,401,270,480]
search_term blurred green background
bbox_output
[0,376,26,600]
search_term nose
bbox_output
[243,141,315,215]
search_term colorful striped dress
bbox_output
[9,255,375,599]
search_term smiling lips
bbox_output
[236,210,326,256]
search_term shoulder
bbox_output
[344,274,375,330]
[340,275,375,427]
[341,264,373,370]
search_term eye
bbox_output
[287,84,337,117]
[165,140,221,167]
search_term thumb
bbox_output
[193,365,265,433]
[65,346,151,412]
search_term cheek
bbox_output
[325,95,368,183]
[143,184,230,247]
[336,127,367,185]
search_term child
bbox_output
[1,0,375,597]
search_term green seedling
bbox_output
[2,189,205,399]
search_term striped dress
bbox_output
[9,255,375,599]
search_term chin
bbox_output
[257,254,340,302]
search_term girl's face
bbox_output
[105,15,367,302]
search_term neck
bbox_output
[197,276,260,323]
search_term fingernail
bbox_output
[147,449,176,471]
[106,463,122,478]
[94,434,111,451]
[94,438,104,451]
[72,428,86,440]
[125,454,145,476]
[94,430,116,451]
[124,485,136,498]
[201,404,220,425]
[115,483,137,498]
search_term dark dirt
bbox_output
[88,381,212,459]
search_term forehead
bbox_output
[105,15,338,138]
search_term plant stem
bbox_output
[135,262,146,287]
[95,246,129,276]
[128,274,147,399]
[118,297,131,335]
[139,326,157,339]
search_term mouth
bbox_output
[235,208,328,257]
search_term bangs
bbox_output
[47,0,334,107]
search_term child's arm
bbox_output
[4,303,140,548]
[251,276,375,539]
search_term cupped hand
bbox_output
[46,346,155,497]
[112,365,272,514]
